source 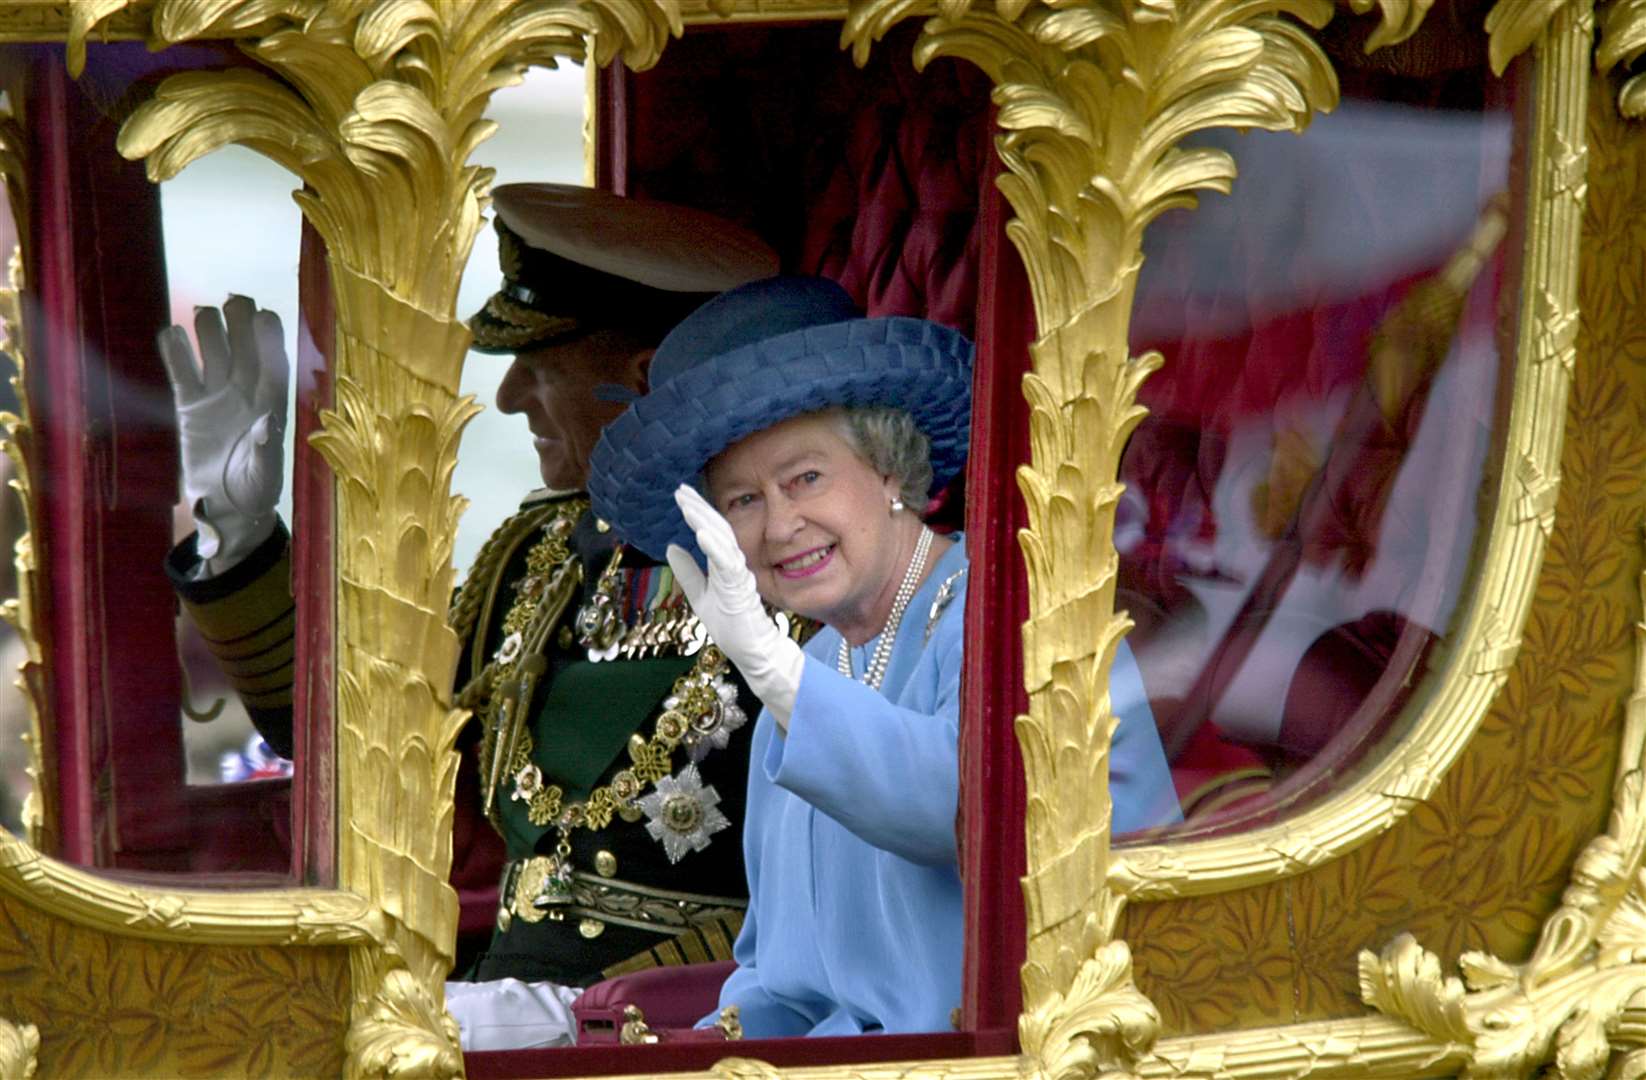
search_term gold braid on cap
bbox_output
[497,224,525,279]
[475,291,580,350]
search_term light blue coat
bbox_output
[713,539,1179,1037]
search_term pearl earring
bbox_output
[890,497,905,513]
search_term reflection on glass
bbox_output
[0,416,30,835]
[160,146,300,785]
[0,141,32,838]
[1120,85,1514,837]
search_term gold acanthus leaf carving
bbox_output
[846,1,1337,1075]
[65,0,140,77]
[0,1016,37,1079]
[343,965,461,1080]
[111,2,678,1072]
[1486,0,1576,75]
[1489,0,1645,119]
[1598,0,1646,116]
[1362,514,1646,1073]
[0,243,50,852]
[1349,0,1437,53]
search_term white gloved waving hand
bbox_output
[159,296,289,577]
[667,484,805,731]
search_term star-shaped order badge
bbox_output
[637,763,730,863]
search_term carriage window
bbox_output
[0,133,31,838]
[161,144,301,786]
[1119,68,1516,837]
[452,62,586,578]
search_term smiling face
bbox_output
[706,410,918,644]
[495,332,649,490]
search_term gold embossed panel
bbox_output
[0,892,350,1077]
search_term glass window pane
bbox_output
[1119,72,1515,837]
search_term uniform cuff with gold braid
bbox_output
[166,521,296,759]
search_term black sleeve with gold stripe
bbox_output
[166,523,296,759]
[599,910,745,980]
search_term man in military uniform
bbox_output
[162,184,782,1047]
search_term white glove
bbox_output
[158,296,289,576]
[668,484,805,732]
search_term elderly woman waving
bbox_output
[589,277,1179,1039]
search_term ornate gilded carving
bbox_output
[344,966,462,1078]
[1486,0,1587,73]
[1598,0,1646,116]
[0,2,1606,1079]
[1349,0,1437,53]
[65,0,141,76]
[0,891,351,1076]
[1355,10,1646,1078]
[0,1016,38,1080]
[0,3,147,50]
[845,1,1338,1075]
[99,0,680,1073]
[1121,0,1613,1036]
[1359,667,1646,1078]
[680,0,850,21]
[1138,1017,1463,1078]
[1488,0,1643,118]
[0,237,49,851]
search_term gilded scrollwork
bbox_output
[845,1,1338,1074]
[1118,0,1611,1037]
[1361,551,1646,1064]
[1488,0,1644,119]
[90,0,681,1073]
[1354,11,1646,1074]
[344,965,463,1079]
[1348,0,1437,53]
[1598,0,1646,116]
[0,1016,37,1080]
[0,1,1608,1078]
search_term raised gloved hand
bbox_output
[158,296,289,576]
[668,484,805,731]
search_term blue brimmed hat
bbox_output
[587,276,973,560]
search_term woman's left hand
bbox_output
[669,485,805,730]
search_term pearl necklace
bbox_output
[836,526,934,692]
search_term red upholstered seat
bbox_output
[573,960,735,1044]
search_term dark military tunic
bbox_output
[452,491,760,984]
[170,488,774,986]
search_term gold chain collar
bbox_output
[473,498,588,818]
[509,643,738,832]
[470,508,753,907]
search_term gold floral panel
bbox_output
[0,891,351,1077]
